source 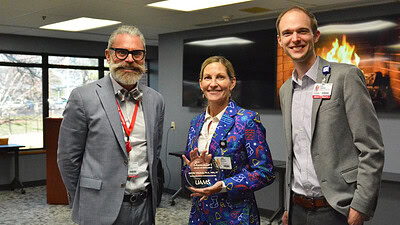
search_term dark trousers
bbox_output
[113,193,154,225]
[290,202,348,225]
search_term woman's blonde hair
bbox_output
[199,56,235,81]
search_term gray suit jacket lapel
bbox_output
[283,81,293,156]
[96,75,128,159]
[311,58,332,139]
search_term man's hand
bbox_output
[348,208,366,225]
[282,210,288,225]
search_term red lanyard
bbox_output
[116,99,139,154]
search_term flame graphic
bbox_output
[320,35,360,66]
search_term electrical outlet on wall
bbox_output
[171,121,176,130]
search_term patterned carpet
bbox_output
[0,186,278,225]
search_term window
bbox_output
[0,53,43,149]
[0,53,41,64]
[48,56,100,117]
[49,56,98,67]
[0,51,150,150]
[0,53,106,149]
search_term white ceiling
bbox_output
[0,0,396,45]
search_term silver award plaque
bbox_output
[184,159,221,189]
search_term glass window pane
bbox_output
[104,59,109,68]
[0,53,42,64]
[49,56,98,67]
[0,66,43,149]
[49,68,98,117]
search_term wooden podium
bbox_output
[45,118,68,204]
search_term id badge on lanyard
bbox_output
[128,162,139,178]
[313,65,332,99]
[312,83,333,99]
[116,99,140,178]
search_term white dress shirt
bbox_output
[198,106,227,192]
[198,106,227,154]
[291,57,323,197]
[110,74,149,194]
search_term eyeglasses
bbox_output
[110,48,146,61]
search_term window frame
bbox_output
[0,50,107,150]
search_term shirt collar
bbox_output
[292,56,320,85]
[205,106,227,121]
[109,73,139,95]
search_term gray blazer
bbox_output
[279,57,384,219]
[57,75,165,225]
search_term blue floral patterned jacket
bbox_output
[183,100,275,225]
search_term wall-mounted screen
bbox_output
[277,14,400,112]
[183,29,276,109]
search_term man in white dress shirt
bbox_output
[58,25,165,225]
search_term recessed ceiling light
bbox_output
[387,43,400,49]
[319,20,396,34]
[148,0,252,12]
[40,17,121,32]
[186,37,253,46]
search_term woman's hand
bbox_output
[182,148,212,175]
[188,181,224,201]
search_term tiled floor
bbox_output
[0,186,279,225]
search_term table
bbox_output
[0,144,25,194]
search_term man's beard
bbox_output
[109,59,146,86]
